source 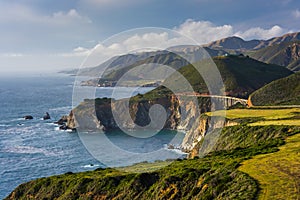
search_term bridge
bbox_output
[176,93,249,109]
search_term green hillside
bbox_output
[6,125,300,200]
[97,48,227,84]
[96,54,292,98]
[165,55,292,98]
[250,72,300,106]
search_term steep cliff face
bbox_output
[67,96,184,131]
[67,95,239,155]
[68,96,213,130]
[180,114,238,155]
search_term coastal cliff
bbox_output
[67,95,183,131]
[66,92,241,156]
[180,114,238,154]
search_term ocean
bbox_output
[0,74,185,199]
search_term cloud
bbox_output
[1,17,292,74]
[292,9,300,18]
[175,20,286,41]
[0,2,91,25]
[62,20,290,68]
[0,2,93,55]
[175,20,234,44]
[235,25,285,40]
[52,9,92,24]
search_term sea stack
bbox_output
[43,112,51,120]
[23,115,33,120]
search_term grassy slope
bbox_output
[239,132,300,200]
[100,55,292,98]
[6,124,300,200]
[250,72,300,106]
[172,55,292,98]
[207,108,300,126]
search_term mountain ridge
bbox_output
[205,31,300,51]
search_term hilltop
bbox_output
[170,55,292,98]
[205,32,300,51]
[250,72,300,106]
[83,54,292,98]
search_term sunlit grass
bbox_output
[118,161,172,173]
[207,108,300,126]
[238,133,300,200]
[249,120,300,126]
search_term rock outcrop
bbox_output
[181,114,238,157]
[66,96,184,131]
[43,112,51,120]
[23,115,33,120]
[65,94,242,155]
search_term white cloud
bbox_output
[0,2,91,25]
[1,18,292,74]
[292,9,300,18]
[52,9,92,24]
[234,25,285,40]
[61,20,290,68]
[175,20,234,44]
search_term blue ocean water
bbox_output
[0,74,185,199]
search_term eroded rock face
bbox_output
[66,96,183,131]
[181,115,239,157]
[43,112,51,120]
[66,95,238,154]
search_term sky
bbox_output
[1,0,300,75]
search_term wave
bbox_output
[0,118,24,123]
[2,145,58,156]
[0,124,10,127]
[163,144,187,155]
[82,164,101,168]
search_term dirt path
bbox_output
[239,133,300,200]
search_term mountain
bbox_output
[73,51,163,77]
[63,32,300,77]
[81,47,228,87]
[205,32,300,51]
[247,41,300,72]
[205,36,262,51]
[94,54,292,98]
[249,72,300,106]
[68,46,227,78]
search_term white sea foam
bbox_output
[0,124,10,127]
[163,144,187,155]
[3,145,57,156]
[82,164,100,168]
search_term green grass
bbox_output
[250,72,300,106]
[97,54,292,99]
[118,161,172,173]
[206,108,300,126]
[239,132,300,200]
[164,55,292,98]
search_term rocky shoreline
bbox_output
[62,94,240,156]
